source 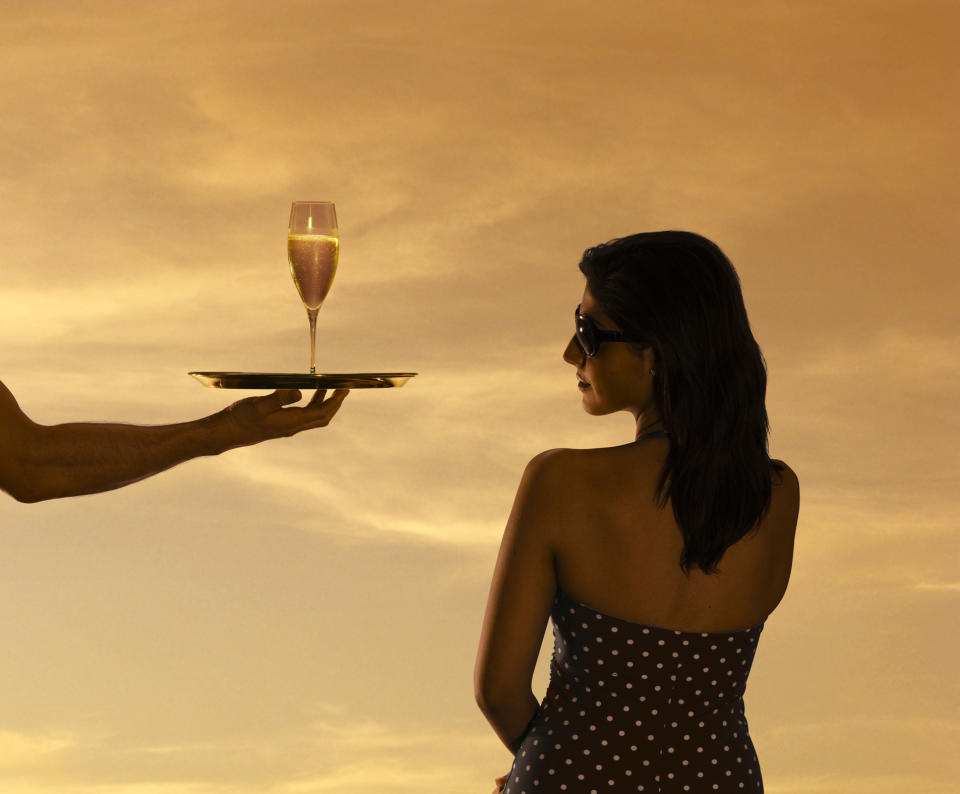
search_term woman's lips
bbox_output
[577,374,591,391]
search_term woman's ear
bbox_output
[642,344,661,374]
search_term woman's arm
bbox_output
[0,379,348,502]
[475,450,562,752]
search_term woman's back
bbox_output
[550,437,799,633]
[500,441,798,794]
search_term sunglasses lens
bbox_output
[575,314,597,356]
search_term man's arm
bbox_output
[0,380,348,503]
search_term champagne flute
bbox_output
[287,201,338,373]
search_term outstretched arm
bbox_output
[0,380,348,503]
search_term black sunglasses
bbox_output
[574,305,647,357]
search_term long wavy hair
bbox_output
[579,231,784,574]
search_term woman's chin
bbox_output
[580,391,622,417]
[580,391,603,415]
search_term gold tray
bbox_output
[189,372,417,389]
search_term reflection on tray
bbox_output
[189,372,416,389]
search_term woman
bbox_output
[475,231,799,793]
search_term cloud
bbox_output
[0,783,235,794]
[915,581,960,592]
[761,716,960,786]
[0,713,494,794]
[0,730,77,769]
[276,763,473,794]
[768,328,959,496]
[270,713,492,794]
[765,774,960,794]
[792,330,957,382]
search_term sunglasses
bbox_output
[574,304,647,357]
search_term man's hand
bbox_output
[0,379,351,502]
[221,388,350,445]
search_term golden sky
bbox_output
[1,1,957,792]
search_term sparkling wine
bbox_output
[288,233,339,310]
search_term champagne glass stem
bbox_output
[307,308,319,374]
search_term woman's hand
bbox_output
[492,773,508,793]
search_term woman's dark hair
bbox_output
[579,230,784,574]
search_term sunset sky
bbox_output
[1,1,958,792]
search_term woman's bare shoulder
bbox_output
[522,447,584,483]
[517,447,606,501]
[771,459,800,498]
[524,446,618,480]
[519,447,635,523]
[767,459,800,533]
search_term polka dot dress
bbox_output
[503,589,764,793]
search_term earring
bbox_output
[649,368,656,376]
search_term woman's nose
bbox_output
[563,335,584,366]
